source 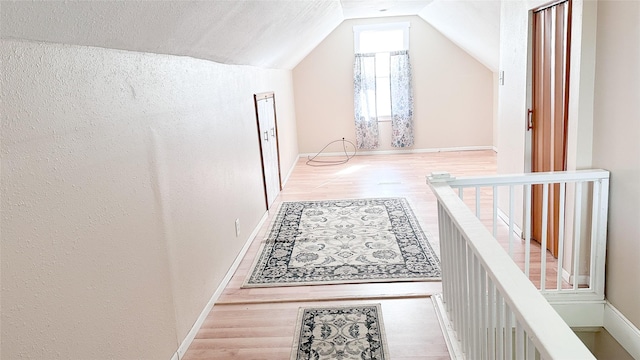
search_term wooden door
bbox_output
[530,0,572,257]
[254,92,282,210]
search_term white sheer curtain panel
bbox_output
[353,53,379,149]
[390,50,414,147]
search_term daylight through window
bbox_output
[354,22,410,119]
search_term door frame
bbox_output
[253,92,282,210]
[527,0,572,257]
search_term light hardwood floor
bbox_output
[183,150,498,360]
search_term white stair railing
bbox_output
[433,170,609,302]
[428,172,599,359]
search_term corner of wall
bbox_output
[566,0,599,171]
[493,71,500,151]
[604,301,640,359]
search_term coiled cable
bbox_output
[306,138,357,166]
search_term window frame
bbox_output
[353,22,410,53]
[353,22,410,121]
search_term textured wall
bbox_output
[0,1,343,69]
[292,15,494,154]
[1,40,298,359]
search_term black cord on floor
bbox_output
[306,138,357,166]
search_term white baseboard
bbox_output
[495,209,593,287]
[496,208,523,239]
[280,155,299,187]
[603,301,640,359]
[172,211,270,360]
[432,294,464,360]
[299,145,494,158]
[561,268,590,286]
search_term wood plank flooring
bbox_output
[185,298,450,359]
[183,150,568,359]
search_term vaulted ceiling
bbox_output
[0,0,500,71]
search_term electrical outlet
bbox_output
[235,218,240,237]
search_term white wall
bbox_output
[498,0,545,176]
[498,0,639,331]
[293,16,494,154]
[592,0,640,329]
[493,72,500,150]
[497,0,597,225]
[0,40,298,359]
[497,0,599,173]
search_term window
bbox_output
[354,22,410,119]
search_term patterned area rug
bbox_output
[243,197,440,287]
[290,304,389,360]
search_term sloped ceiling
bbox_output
[341,0,433,19]
[0,0,499,71]
[419,0,501,72]
[0,1,344,69]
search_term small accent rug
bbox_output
[243,197,440,287]
[290,304,390,360]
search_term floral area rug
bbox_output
[290,304,389,360]
[243,197,440,287]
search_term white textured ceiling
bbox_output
[1,0,500,71]
[341,0,434,19]
[418,0,501,72]
[0,1,344,69]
